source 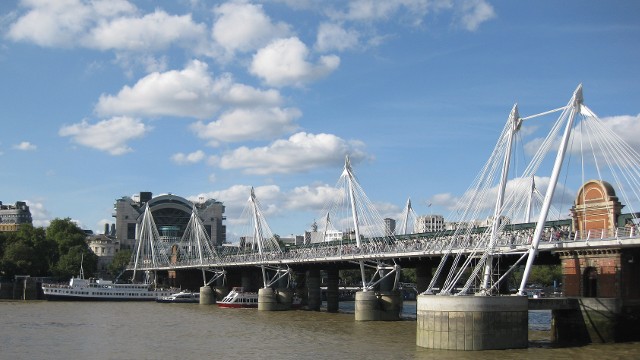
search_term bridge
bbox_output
[126,84,640,349]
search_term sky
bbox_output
[1,0,639,239]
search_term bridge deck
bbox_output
[131,226,640,271]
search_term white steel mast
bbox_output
[518,84,583,295]
[481,104,521,293]
[344,156,368,290]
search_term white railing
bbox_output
[129,226,639,270]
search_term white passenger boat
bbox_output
[156,291,200,303]
[217,287,259,308]
[217,287,302,309]
[42,277,175,301]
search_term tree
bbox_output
[510,265,562,288]
[55,245,98,279]
[46,218,88,254]
[109,249,132,279]
[400,268,416,283]
[46,218,97,279]
[0,225,56,278]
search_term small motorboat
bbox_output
[156,291,200,303]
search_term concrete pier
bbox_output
[199,286,215,305]
[550,297,640,344]
[306,269,321,311]
[355,290,403,321]
[258,287,295,311]
[326,268,339,313]
[416,295,528,350]
[258,288,278,311]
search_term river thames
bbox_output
[2,300,638,359]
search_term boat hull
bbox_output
[44,294,158,301]
[156,292,200,303]
[217,302,257,308]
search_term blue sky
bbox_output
[1,0,639,238]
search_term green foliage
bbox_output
[339,269,362,285]
[55,245,98,279]
[0,225,55,278]
[0,219,99,280]
[109,249,132,278]
[46,218,88,254]
[510,265,562,288]
[400,268,416,283]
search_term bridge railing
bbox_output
[133,226,639,270]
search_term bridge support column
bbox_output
[200,285,215,305]
[258,288,278,311]
[415,260,433,294]
[306,269,321,311]
[355,290,403,321]
[416,295,528,350]
[552,298,640,344]
[241,271,253,290]
[326,268,339,313]
[295,271,307,307]
[258,287,295,311]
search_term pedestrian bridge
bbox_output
[128,85,640,301]
[133,223,640,271]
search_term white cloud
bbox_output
[211,1,291,60]
[26,200,52,228]
[285,184,343,212]
[59,116,149,155]
[86,10,205,51]
[96,60,282,119]
[191,184,282,224]
[325,0,494,30]
[7,1,209,53]
[190,107,301,146]
[315,22,360,52]
[14,141,37,151]
[250,37,340,87]
[578,113,640,152]
[211,132,369,175]
[524,113,640,163]
[171,150,205,165]
[190,183,343,229]
[431,176,574,222]
[457,0,496,31]
[8,0,136,47]
[328,0,448,23]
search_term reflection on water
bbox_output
[1,300,637,360]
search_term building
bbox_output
[415,215,446,233]
[86,233,120,278]
[0,201,32,232]
[280,235,305,246]
[305,228,343,243]
[113,192,226,250]
[384,218,396,236]
[562,179,634,298]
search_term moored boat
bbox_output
[217,287,302,308]
[156,291,200,303]
[217,287,258,308]
[42,277,175,301]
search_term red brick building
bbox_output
[560,180,640,299]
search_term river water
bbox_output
[2,300,638,359]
